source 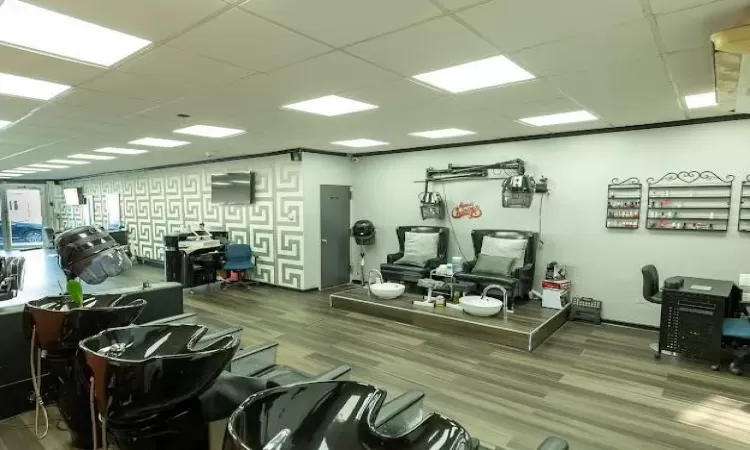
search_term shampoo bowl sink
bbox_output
[24,294,146,353]
[225,380,474,450]
[79,324,239,422]
[459,296,503,317]
[369,282,405,299]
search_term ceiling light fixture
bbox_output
[93,147,149,155]
[282,95,378,117]
[685,92,718,109]
[0,174,23,178]
[331,139,388,148]
[48,159,90,165]
[519,110,598,127]
[0,120,12,130]
[174,125,246,138]
[412,55,535,94]
[0,72,71,101]
[21,167,50,171]
[128,137,190,148]
[0,0,151,67]
[3,169,36,173]
[28,163,68,169]
[410,128,476,139]
[68,153,116,160]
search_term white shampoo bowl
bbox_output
[459,295,503,317]
[369,283,405,299]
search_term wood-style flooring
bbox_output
[3,274,750,449]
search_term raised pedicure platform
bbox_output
[330,288,569,351]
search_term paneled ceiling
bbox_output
[0,0,747,180]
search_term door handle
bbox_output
[321,239,328,243]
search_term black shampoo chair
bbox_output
[380,226,448,283]
[454,230,538,300]
[641,264,662,304]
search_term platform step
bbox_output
[374,391,424,436]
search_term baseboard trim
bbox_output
[601,319,659,331]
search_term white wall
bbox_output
[351,119,750,326]
[302,153,355,289]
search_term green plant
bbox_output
[66,280,84,306]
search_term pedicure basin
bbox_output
[369,282,405,299]
[224,380,477,450]
[459,295,504,317]
[24,294,146,449]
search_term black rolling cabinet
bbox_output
[658,278,741,368]
[646,171,734,232]
[740,176,750,232]
[606,177,641,229]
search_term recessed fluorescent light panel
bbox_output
[128,137,190,148]
[0,173,22,177]
[69,153,116,160]
[685,92,717,109]
[21,167,50,171]
[519,110,598,127]
[0,72,71,100]
[412,56,535,93]
[93,147,148,155]
[4,169,36,173]
[331,139,388,148]
[0,120,12,130]
[282,95,377,117]
[410,128,476,139]
[0,0,151,67]
[28,163,68,169]
[174,125,245,138]
[48,159,90,165]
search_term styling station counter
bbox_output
[330,288,570,351]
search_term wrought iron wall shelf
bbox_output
[740,176,750,232]
[646,171,733,232]
[607,177,641,229]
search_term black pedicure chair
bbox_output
[23,294,146,449]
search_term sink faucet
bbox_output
[481,284,510,319]
[366,270,383,296]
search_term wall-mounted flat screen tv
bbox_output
[63,187,84,206]
[211,172,255,204]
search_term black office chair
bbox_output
[641,264,662,304]
[641,264,665,356]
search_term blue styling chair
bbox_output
[722,317,750,375]
[221,244,255,290]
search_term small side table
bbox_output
[429,270,475,302]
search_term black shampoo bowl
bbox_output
[224,380,476,450]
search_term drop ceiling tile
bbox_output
[240,0,442,47]
[493,97,588,120]
[54,88,167,120]
[170,9,331,72]
[0,45,106,86]
[117,45,253,90]
[347,17,498,76]
[340,79,446,109]
[649,0,723,15]
[432,0,493,11]
[513,19,660,76]
[216,52,398,106]
[686,106,735,119]
[656,0,750,52]
[0,97,43,121]
[80,71,190,103]
[27,0,229,42]
[459,0,645,52]
[0,143,38,160]
[430,79,566,112]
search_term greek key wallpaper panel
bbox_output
[55,156,305,289]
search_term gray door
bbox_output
[320,185,351,288]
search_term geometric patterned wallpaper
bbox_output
[55,154,305,289]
